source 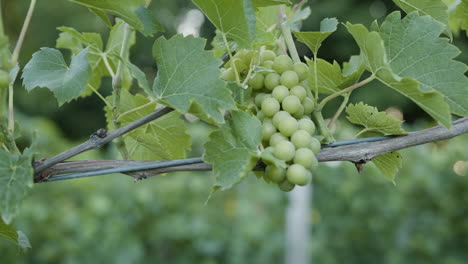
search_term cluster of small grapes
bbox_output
[221,50,321,192]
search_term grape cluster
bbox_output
[222,50,321,192]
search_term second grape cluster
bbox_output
[222,50,321,192]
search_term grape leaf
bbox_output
[449,0,468,36]
[345,21,452,127]
[0,219,31,250]
[260,150,287,169]
[105,90,190,160]
[192,0,256,48]
[378,12,468,118]
[22,48,91,105]
[69,0,163,36]
[294,17,339,55]
[307,56,365,94]
[0,146,35,224]
[204,111,262,191]
[152,34,236,124]
[253,0,290,8]
[255,6,279,46]
[393,0,452,38]
[346,102,407,135]
[372,152,403,183]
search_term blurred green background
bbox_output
[1,0,468,263]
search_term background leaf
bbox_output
[253,0,290,8]
[372,152,403,183]
[203,111,262,191]
[22,48,91,105]
[346,102,407,135]
[0,219,31,250]
[152,34,236,124]
[448,0,468,36]
[294,17,338,55]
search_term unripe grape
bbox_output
[262,120,277,141]
[221,67,236,81]
[256,110,265,120]
[292,105,304,119]
[261,60,274,69]
[235,49,255,65]
[287,164,311,186]
[264,73,280,91]
[269,132,287,146]
[255,93,270,107]
[303,97,315,114]
[262,97,280,117]
[273,55,293,74]
[309,137,321,154]
[293,62,309,81]
[290,85,307,102]
[298,118,316,135]
[278,116,298,137]
[278,179,295,192]
[272,111,291,128]
[274,140,295,161]
[282,95,301,115]
[248,73,265,90]
[294,148,315,169]
[272,85,289,103]
[265,165,286,183]
[261,50,276,62]
[291,130,312,149]
[280,70,299,88]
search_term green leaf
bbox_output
[0,219,31,250]
[192,0,256,48]
[393,0,452,38]
[204,111,262,191]
[253,0,290,8]
[378,12,468,117]
[0,146,35,224]
[372,152,403,183]
[260,150,287,169]
[152,34,236,124]
[449,0,468,36]
[255,6,280,46]
[307,56,365,94]
[105,90,191,160]
[345,21,453,127]
[294,18,339,55]
[227,82,252,106]
[69,0,164,36]
[127,62,150,94]
[22,48,91,105]
[346,102,407,135]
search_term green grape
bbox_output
[272,111,291,128]
[292,105,304,119]
[278,179,295,192]
[293,62,309,81]
[262,119,277,142]
[235,49,255,65]
[273,55,293,74]
[298,118,316,135]
[255,93,270,107]
[264,73,281,90]
[265,165,286,183]
[269,132,287,146]
[272,85,289,102]
[287,164,311,186]
[282,95,301,115]
[261,60,274,69]
[280,70,299,88]
[274,140,296,161]
[261,97,280,117]
[290,85,307,102]
[256,110,265,120]
[261,50,276,62]
[248,73,265,90]
[293,148,315,169]
[309,137,321,154]
[230,58,248,74]
[220,67,236,81]
[303,97,315,114]
[291,130,312,148]
[278,116,298,137]
[309,153,319,170]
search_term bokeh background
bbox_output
[1,0,468,263]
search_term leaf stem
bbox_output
[102,54,116,78]
[88,84,112,108]
[327,92,350,129]
[279,5,301,64]
[313,54,318,103]
[313,110,335,143]
[221,33,241,86]
[8,83,13,132]
[118,101,156,121]
[318,75,375,110]
[11,0,36,65]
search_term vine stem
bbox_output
[318,75,375,110]
[327,92,350,129]
[37,118,468,182]
[10,0,36,65]
[221,33,242,87]
[279,5,301,64]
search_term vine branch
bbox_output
[36,118,468,183]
